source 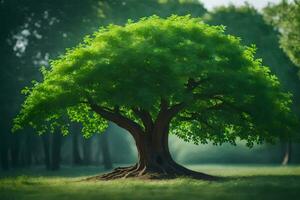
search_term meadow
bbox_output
[0,165,299,200]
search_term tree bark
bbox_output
[96,127,215,180]
[87,99,216,180]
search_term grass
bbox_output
[0,165,300,200]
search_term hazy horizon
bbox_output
[201,0,286,10]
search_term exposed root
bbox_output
[85,163,219,181]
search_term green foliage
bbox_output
[67,104,108,137]
[203,5,300,144]
[98,0,206,25]
[13,16,297,145]
[264,0,300,69]
[204,5,300,92]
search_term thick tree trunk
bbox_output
[87,99,216,180]
[282,140,292,165]
[94,129,215,180]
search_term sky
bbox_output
[201,0,284,10]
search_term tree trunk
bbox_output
[95,127,216,180]
[51,132,62,170]
[282,140,292,165]
[42,135,51,170]
[24,133,32,167]
[10,135,20,168]
[83,139,92,165]
[0,112,11,170]
[100,132,113,169]
[87,99,216,180]
[72,124,82,165]
[0,132,9,170]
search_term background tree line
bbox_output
[0,0,299,171]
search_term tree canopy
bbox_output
[13,16,297,146]
[205,5,300,129]
[264,0,300,69]
[0,0,207,170]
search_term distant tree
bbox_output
[41,133,63,170]
[42,135,51,169]
[71,123,83,165]
[264,0,300,69]
[99,125,113,170]
[13,16,298,180]
[99,0,206,25]
[0,0,101,170]
[50,132,63,170]
[205,5,300,164]
[0,0,25,170]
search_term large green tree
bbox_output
[13,16,297,179]
[205,5,300,164]
[264,0,300,69]
[0,0,207,170]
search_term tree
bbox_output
[42,135,51,169]
[264,0,300,69]
[205,5,300,164]
[99,127,113,170]
[13,16,297,180]
[0,0,207,170]
[71,123,83,165]
[0,0,101,170]
[99,0,206,25]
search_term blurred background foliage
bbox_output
[1,0,300,171]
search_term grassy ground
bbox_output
[0,165,300,200]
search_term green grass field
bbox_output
[1,165,300,200]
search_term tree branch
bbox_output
[168,102,186,118]
[152,99,186,140]
[87,98,144,138]
[160,98,169,111]
[132,107,154,133]
[155,99,185,125]
[179,112,219,132]
[186,77,210,91]
[213,96,252,116]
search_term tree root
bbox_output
[85,163,219,181]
